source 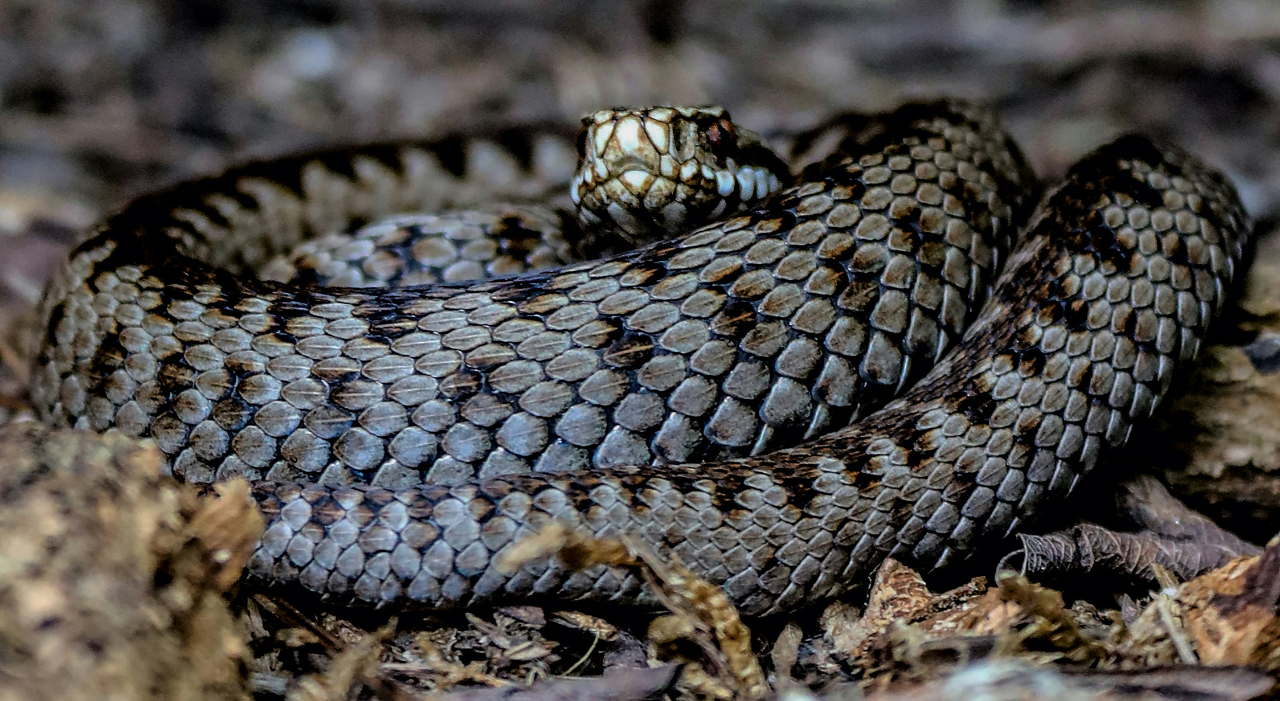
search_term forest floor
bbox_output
[4,2,1280,699]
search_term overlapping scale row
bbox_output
[260,205,579,288]
[34,101,1035,494]
[246,135,1245,616]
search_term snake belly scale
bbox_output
[30,101,1249,616]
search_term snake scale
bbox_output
[30,101,1250,616]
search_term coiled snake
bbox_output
[30,101,1250,616]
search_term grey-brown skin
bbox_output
[30,101,1248,616]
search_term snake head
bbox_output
[571,106,790,244]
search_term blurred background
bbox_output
[2,0,1280,532]
[3,1,1278,216]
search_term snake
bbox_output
[29,100,1250,617]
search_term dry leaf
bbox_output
[0,424,257,701]
[1007,477,1258,585]
[552,611,619,641]
[502,524,766,699]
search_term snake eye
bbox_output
[575,127,589,161]
[704,117,735,159]
[705,118,733,145]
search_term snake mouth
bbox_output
[572,161,783,240]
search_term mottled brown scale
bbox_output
[31,102,1248,615]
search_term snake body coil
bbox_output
[31,102,1249,615]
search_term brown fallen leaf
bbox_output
[824,559,988,666]
[868,572,1114,680]
[551,610,619,642]
[466,612,559,663]
[1005,477,1258,585]
[1176,540,1280,671]
[379,634,507,691]
[813,559,1119,688]
[500,523,767,700]
[988,574,1111,663]
[286,625,402,701]
[1107,536,1280,672]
